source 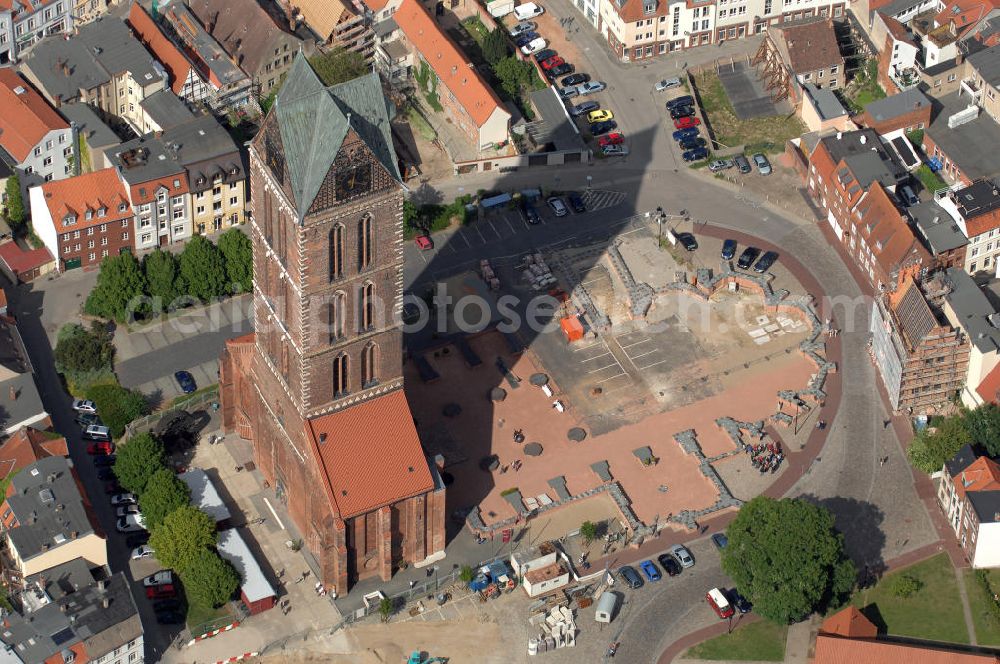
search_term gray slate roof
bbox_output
[927,92,1000,181]
[967,43,1000,87]
[1,373,47,433]
[864,88,931,123]
[909,199,968,254]
[803,83,847,120]
[22,18,165,103]
[139,89,194,131]
[6,456,98,563]
[272,54,400,220]
[946,443,979,476]
[967,490,1000,523]
[59,103,119,149]
[943,267,1000,353]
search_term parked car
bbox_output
[86,441,114,455]
[174,370,197,394]
[708,159,733,172]
[589,120,618,136]
[520,37,547,55]
[674,116,701,129]
[145,585,176,600]
[514,32,539,47]
[562,73,589,86]
[666,95,694,110]
[682,147,708,161]
[568,193,586,213]
[602,145,629,157]
[116,515,145,533]
[674,232,698,251]
[734,154,751,174]
[618,565,644,589]
[655,77,683,91]
[414,235,433,250]
[111,493,136,506]
[711,533,729,549]
[900,184,919,206]
[116,504,141,518]
[144,571,174,588]
[721,239,737,260]
[639,560,662,582]
[587,109,613,123]
[131,545,155,560]
[524,205,541,225]
[679,137,707,150]
[752,152,772,175]
[153,599,181,612]
[509,21,536,36]
[557,86,578,100]
[728,589,752,614]
[737,246,761,269]
[669,106,695,120]
[514,2,544,20]
[125,531,150,548]
[155,610,184,625]
[93,454,116,468]
[670,544,695,568]
[75,413,102,428]
[547,63,574,78]
[547,197,568,217]
[568,101,599,117]
[575,81,606,96]
[533,48,557,63]
[539,55,564,70]
[656,553,682,576]
[104,480,122,495]
[706,587,735,619]
[753,250,779,273]
[71,399,97,414]
[598,132,624,147]
[96,467,115,481]
[82,425,111,441]
[672,127,700,141]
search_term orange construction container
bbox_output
[560,316,584,342]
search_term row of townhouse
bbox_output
[569,0,847,61]
[28,114,248,271]
[937,444,1000,568]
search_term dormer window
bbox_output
[62,215,76,226]
[85,210,92,220]
[230,166,240,176]
[196,176,206,185]
[118,203,128,212]
[643,0,656,14]
[98,207,106,217]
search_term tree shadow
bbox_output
[799,493,887,585]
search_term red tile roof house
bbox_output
[0,242,54,283]
[391,0,511,154]
[128,3,214,106]
[28,168,134,272]
[807,129,929,290]
[0,68,75,195]
[937,444,1000,568]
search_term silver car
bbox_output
[575,81,606,96]
[547,197,568,217]
[671,543,695,568]
[603,145,629,157]
[655,77,682,92]
[509,21,536,37]
[708,159,733,172]
[752,153,772,175]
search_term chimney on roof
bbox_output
[102,597,109,609]
[319,432,327,443]
[97,579,106,592]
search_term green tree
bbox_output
[963,404,1000,457]
[493,56,534,97]
[459,565,474,583]
[85,252,147,322]
[179,235,227,301]
[482,28,509,66]
[907,414,972,473]
[378,597,394,622]
[139,468,190,530]
[721,496,856,624]
[112,432,164,493]
[217,229,252,294]
[53,322,114,375]
[142,249,183,307]
[182,548,240,608]
[4,174,25,228]
[888,573,923,599]
[580,520,598,545]
[308,48,369,86]
[86,383,148,438]
[149,505,217,572]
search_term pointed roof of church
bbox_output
[272,53,401,219]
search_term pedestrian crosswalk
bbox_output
[583,189,627,212]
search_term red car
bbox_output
[706,588,735,619]
[540,56,565,70]
[414,235,433,250]
[87,441,114,455]
[674,116,701,130]
[146,584,176,600]
[598,132,624,147]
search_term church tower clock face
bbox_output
[335,163,372,200]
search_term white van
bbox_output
[520,37,546,55]
[83,425,111,441]
[514,2,544,20]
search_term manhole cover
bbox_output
[568,428,587,442]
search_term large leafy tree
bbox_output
[178,235,227,301]
[111,432,164,493]
[183,548,240,608]
[149,505,217,573]
[142,249,183,308]
[308,48,369,86]
[963,404,1000,457]
[86,383,148,438]
[4,174,25,227]
[722,496,856,624]
[493,56,535,97]
[217,229,252,295]
[482,28,509,66]
[85,252,147,322]
[907,414,972,473]
[53,322,114,375]
[138,468,190,531]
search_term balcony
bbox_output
[960,77,982,103]
[890,66,920,92]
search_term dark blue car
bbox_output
[515,32,539,47]
[721,239,737,260]
[174,370,197,394]
[590,120,618,136]
[639,560,661,581]
[673,127,699,141]
[683,147,708,162]
[568,193,586,213]
[679,137,707,150]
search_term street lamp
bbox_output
[656,206,665,245]
[433,564,441,591]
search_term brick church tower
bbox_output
[219,55,446,592]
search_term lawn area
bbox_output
[684,619,787,661]
[406,107,437,142]
[693,70,805,154]
[842,59,886,113]
[462,15,489,46]
[850,553,969,644]
[915,164,947,193]
[965,569,1000,647]
[186,600,234,635]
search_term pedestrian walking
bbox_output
[879,457,885,467]
[883,419,891,429]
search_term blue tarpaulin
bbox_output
[480,193,512,209]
